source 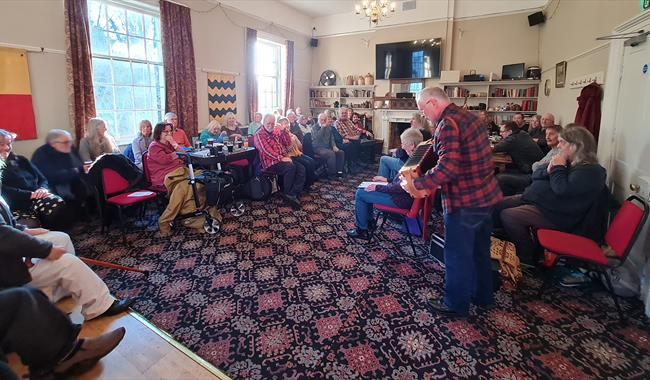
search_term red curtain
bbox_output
[64,0,96,145]
[246,28,257,122]
[284,40,294,112]
[160,0,198,139]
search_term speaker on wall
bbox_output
[310,38,318,47]
[528,11,545,26]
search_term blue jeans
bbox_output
[443,207,494,315]
[378,156,404,179]
[354,188,397,230]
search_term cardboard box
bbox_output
[440,70,461,83]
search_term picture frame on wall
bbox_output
[555,61,567,88]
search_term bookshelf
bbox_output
[309,85,376,116]
[442,80,540,123]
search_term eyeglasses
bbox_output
[53,140,73,145]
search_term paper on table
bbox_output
[127,191,155,197]
[357,181,387,189]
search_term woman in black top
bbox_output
[494,125,606,264]
[0,129,67,228]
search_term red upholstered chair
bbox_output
[100,168,157,244]
[536,195,648,321]
[369,191,435,255]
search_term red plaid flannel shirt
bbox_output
[414,103,502,213]
[253,127,291,169]
[335,119,360,139]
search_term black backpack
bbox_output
[242,176,272,200]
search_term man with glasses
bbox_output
[493,121,544,196]
[400,87,502,318]
[31,130,89,214]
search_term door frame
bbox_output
[600,10,650,200]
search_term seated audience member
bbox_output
[0,192,133,320]
[312,113,344,178]
[411,112,432,141]
[494,126,606,264]
[296,114,315,156]
[532,124,563,172]
[132,120,153,169]
[494,121,544,196]
[248,112,264,135]
[31,130,89,211]
[478,110,499,135]
[347,172,413,239]
[146,122,185,187]
[528,114,548,152]
[0,287,126,380]
[222,112,244,139]
[78,118,120,163]
[280,117,317,190]
[295,107,304,117]
[287,111,301,137]
[165,112,192,148]
[541,112,556,129]
[335,107,365,172]
[374,128,423,181]
[297,114,312,134]
[351,112,374,139]
[199,120,226,146]
[273,108,284,119]
[0,130,67,229]
[512,112,528,132]
[254,114,305,208]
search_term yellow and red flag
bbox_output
[0,47,37,140]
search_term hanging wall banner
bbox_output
[208,72,236,123]
[0,47,37,140]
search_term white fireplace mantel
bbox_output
[373,109,418,153]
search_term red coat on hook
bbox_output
[575,82,603,142]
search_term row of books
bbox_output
[520,100,537,111]
[445,87,470,98]
[491,86,538,98]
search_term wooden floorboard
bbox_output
[7,299,229,380]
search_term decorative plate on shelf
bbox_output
[319,70,336,86]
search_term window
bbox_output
[88,0,164,144]
[255,39,285,115]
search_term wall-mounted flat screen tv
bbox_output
[376,38,442,80]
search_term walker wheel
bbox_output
[203,219,220,234]
[230,201,245,217]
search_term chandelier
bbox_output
[355,0,396,25]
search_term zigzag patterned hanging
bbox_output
[207,72,237,123]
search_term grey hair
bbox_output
[46,129,71,144]
[0,129,17,140]
[263,113,276,124]
[400,128,424,146]
[560,125,598,166]
[418,86,450,103]
[164,112,177,120]
[277,117,289,124]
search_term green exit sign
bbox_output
[643,0,650,10]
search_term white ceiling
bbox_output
[279,0,358,18]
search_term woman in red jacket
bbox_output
[146,123,184,187]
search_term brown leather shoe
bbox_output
[54,327,126,375]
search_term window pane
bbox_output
[129,36,146,60]
[135,110,155,126]
[153,86,165,110]
[133,87,150,109]
[149,64,164,87]
[144,14,160,40]
[116,111,136,140]
[90,27,109,55]
[94,85,114,110]
[113,60,132,85]
[92,58,112,84]
[108,32,129,58]
[97,111,115,131]
[126,11,144,37]
[88,1,107,30]
[132,62,149,85]
[106,5,126,34]
[115,86,134,109]
[145,39,162,63]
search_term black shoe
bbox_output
[99,299,134,318]
[428,300,467,318]
[281,194,301,209]
[336,171,344,178]
[347,228,369,240]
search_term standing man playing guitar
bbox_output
[401,87,502,317]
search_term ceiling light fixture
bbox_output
[355,0,396,26]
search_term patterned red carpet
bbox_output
[73,170,650,379]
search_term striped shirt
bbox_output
[253,127,291,169]
[414,103,502,213]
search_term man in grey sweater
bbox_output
[311,113,344,177]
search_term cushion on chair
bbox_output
[374,204,409,216]
[147,184,168,193]
[537,229,608,265]
[107,191,158,206]
[229,159,249,168]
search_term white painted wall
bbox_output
[219,0,314,36]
